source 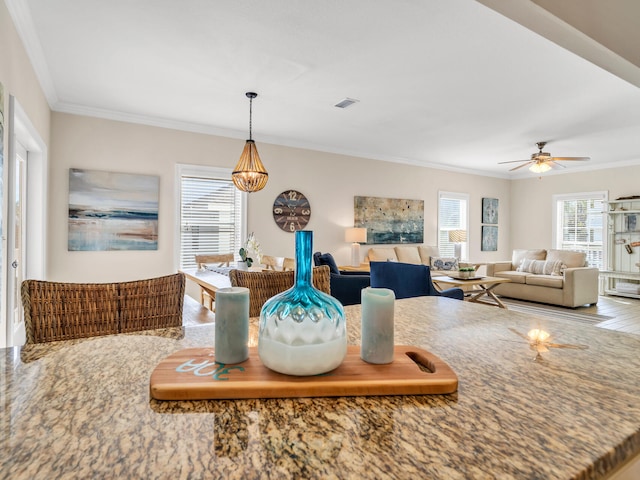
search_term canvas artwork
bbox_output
[481,225,498,251]
[68,168,159,251]
[0,82,4,266]
[482,197,498,224]
[354,196,424,244]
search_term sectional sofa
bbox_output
[364,245,468,275]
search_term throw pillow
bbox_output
[431,257,459,271]
[517,259,564,276]
[316,252,340,275]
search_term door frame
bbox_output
[1,96,47,347]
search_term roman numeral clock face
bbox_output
[272,190,311,232]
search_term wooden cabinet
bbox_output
[602,199,640,298]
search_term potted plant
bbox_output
[238,232,262,270]
[458,267,475,279]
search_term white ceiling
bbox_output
[8,0,640,178]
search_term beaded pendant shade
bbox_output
[232,92,269,193]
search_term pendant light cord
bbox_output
[249,96,253,141]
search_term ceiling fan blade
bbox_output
[549,161,566,169]
[550,156,590,161]
[498,159,531,164]
[509,162,532,172]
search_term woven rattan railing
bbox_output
[21,273,185,344]
[229,265,331,317]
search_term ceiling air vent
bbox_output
[334,97,359,109]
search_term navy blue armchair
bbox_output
[313,252,370,306]
[369,261,464,300]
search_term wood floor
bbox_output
[185,293,640,335]
[583,294,640,335]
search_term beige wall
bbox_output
[50,112,512,283]
[0,1,50,145]
[509,165,640,250]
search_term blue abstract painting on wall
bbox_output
[354,196,424,244]
[68,168,159,251]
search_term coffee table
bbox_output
[432,275,511,308]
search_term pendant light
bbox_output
[232,92,269,193]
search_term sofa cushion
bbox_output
[367,247,398,262]
[418,246,440,265]
[512,249,546,267]
[395,246,422,264]
[525,274,564,288]
[517,259,564,276]
[494,270,529,284]
[546,249,587,268]
[431,257,458,271]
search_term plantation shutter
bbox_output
[180,175,243,269]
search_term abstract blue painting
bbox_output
[68,168,159,251]
[354,196,424,244]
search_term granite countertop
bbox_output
[2,297,639,479]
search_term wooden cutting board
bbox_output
[149,345,458,400]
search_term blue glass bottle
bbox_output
[258,230,347,376]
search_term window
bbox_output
[177,165,246,269]
[552,192,607,270]
[438,191,469,258]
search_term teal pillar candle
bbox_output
[214,287,250,364]
[361,287,395,364]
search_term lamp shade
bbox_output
[232,140,269,192]
[448,230,467,243]
[345,227,367,243]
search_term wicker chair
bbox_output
[21,273,185,344]
[194,253,234,309]
[229,265,331,317]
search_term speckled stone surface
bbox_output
[2,297,639,479]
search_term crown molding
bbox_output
[5,0,59,106]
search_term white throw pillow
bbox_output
[431,257,459,271]
[517,259,564,276]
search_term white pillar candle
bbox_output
[361,287,395,364]
[214,287,250,364]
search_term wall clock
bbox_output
[273,190,311,232]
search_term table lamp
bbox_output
[345,227,367,267]
[448,229,467,260]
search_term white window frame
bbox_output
[551,191,607,270]
[437,191,469,259]
[174,164,247,270]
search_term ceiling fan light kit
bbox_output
[499,141,590,174]
[529,162,552,173]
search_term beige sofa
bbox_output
[485,249,599,307]
[364,245,469,274]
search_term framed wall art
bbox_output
[354,196,424,244]
[481,225,498,251]
[482,198,498,224]
[68,168,159,251]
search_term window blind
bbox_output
[179,175,243,269]
[438,192,468,257]
[557,196,604,269]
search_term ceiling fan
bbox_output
[499,142,590,173]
